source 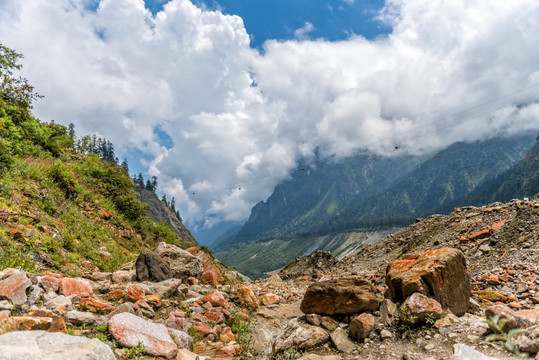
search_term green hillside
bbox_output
[0,44,195,275]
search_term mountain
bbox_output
[214,133,537,278]
[135,186,197,245]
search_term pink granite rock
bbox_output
[108,312,177,358]
[0,273,32,305]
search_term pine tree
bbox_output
[170,197,176,211]
[151,176,158,192]
[121,159,129,175]
[137,173,144,186]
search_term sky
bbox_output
[1,0,539,234]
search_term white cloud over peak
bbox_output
[1,0,539,229]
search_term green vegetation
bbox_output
[0,44,193,274]
[486,315,528,360]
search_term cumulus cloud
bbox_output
[294,22,315,40]
[1,0,539,229]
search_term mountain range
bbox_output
[213,133,539,278]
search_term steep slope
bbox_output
[135,186,197,245]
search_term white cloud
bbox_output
[294,22,315,40]
[1,0,539,229]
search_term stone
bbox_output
[305,314,322,326]
[220,326,236,343]
[45,295,72,310]
[176,348,202,360]
[452,344,499,360]
[145,294,162,307]
[385,248,470,316]
[400,293,442,325]
[108,302,135,318]
[512,324,539,354]
[236,286,258,309]
[152,279,182,298]
[135,251,171,282]
[27,285,42,304]
[79,298,115,314]
[0,316,52,334]
[109,312,177,358]
[0,330,115,360]
[273,318,330,354]
[112,269,137,283]
[168,328,193,350]
[186,247,225,285]
[134,300,155,318]
[216,343,242,357]
[300,277,380,316]
[349,313,375,340]
[260,293,280,306]
[26,309,67,333]
[153,243,204,280]
[330,328,356,353]
[380,329,393,340]
[298,355,341,360]
[380,299,398,325]
[202,290,229,308]
[485,304,533,332]
[66,311,97,326]
[320,316,339,332]
[0,273,32,305]
[59,278,93,298]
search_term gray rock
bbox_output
[107,302,135,318]
[330,328,356,353]
[0,330,115,360]
[153,243,204,281]
[27,285,42,305]
[452,344,499,360]
[168,328,193,350]
[380,299,397,325]
[136,251,171,282]
[513,324,539,354]
[44,295,72,310]
[66,310,97,326]
[273,318,330,354]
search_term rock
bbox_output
[112,270,137,283]
[202,290,229,308]
[330,328,356,353]
[45,295,72,310]
[109,312,177,358]
[26,309,67,333]
[349,313,375,340]
[59,278,93,298]
[79,298,115,314]
[280,251,338,280]
[66,310,97,326]
[37,275,59,293]
[385,248,470,316]
[400,293,442,325]
[153,243,204,280]
[0,316,51,334]
[260,293,280,306]
[27,285,42,304]
[300,277,380,316]
[135,251,171,282]
[380,329,393,340]
[298,355,341,360]
[186,247,224,286]
[108,302,135,318]
[0,273,32,305]
[220,326,237,343]
[0,330,115,360]
[168,328,193,350]
[485,304,532,332]
[512,324,539,354]
[452,344,499,360]
[380,299,398,325]
[236,287,258,309]
[134,300,155,318]
[176,348,203,360]
[273,318,330,354]
[266,274,282,283]
[152,279,182,298]
[216,343,242,357]
[320,316,339,332]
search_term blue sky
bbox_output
[146,0,389,48]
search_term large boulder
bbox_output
[109,312,177,358]
[385,248,470,316]
[300,277,380,316]
[153,243,203,281]
[135,251,171,282]
[0,330,115,360]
